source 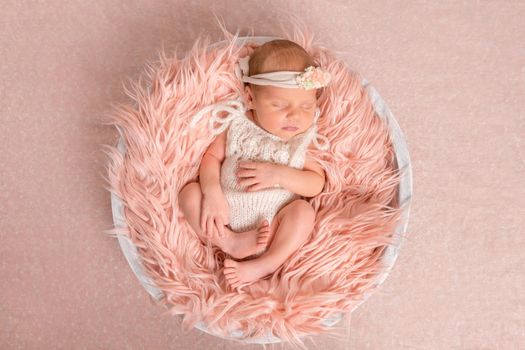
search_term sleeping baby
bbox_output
[178,39,331,291]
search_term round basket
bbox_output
[109,36,413,344]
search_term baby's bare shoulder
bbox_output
[204,128,228,163]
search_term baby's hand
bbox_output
[200,189,230,238]
[236,160,283,192]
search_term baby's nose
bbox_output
[286,111,301,121]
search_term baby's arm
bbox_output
[197,129,231,237]
[277,144,326,198]
[199,129,227,195]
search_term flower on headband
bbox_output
[295,66,331,90]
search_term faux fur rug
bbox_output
[104,19,405,348]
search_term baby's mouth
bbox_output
[282,126,298,131]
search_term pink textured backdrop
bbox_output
[1,1,523,349]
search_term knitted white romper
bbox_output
[189,99,330,233]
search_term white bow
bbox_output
[182,99,246,136]
[234,56,250,81]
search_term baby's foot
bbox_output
[223,258,273,292]
[227,219,272,259]
[256,220,272,251]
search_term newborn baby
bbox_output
[178,39,331,291]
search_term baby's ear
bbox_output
[243,85,255,109]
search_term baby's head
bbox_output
[239,39,330,141]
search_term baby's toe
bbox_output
[258,233,270,243]
[259,226,270,234]
[224,258,237,268]
[258,219,269,227]
[229,276,240,285]
[224,269,236,276]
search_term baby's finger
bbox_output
[247,170,258,178]
[239,161,256,169]
[206,217,214,238]
[236,169,256,179]
[200,213,206,232]
[216,217,224,238]
[248,183,262,192]
[240,178,258,188]
[212,217,220,237]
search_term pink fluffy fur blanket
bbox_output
[105,22,404,347]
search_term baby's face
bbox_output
[245,85,318,141]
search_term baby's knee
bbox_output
[178,181,201,205]
[287,199,315,224]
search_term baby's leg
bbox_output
[177,182,271,259]
[223,199,315,291]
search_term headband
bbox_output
[234,55,331,90]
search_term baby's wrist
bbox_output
[201,183,222,197]
[274,164,286,188]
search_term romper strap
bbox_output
[312,131,330,151]
[311,107,330,151]
[183,98,246,136]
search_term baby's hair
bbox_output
[247,40,317,92]
[248,39,316,76]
